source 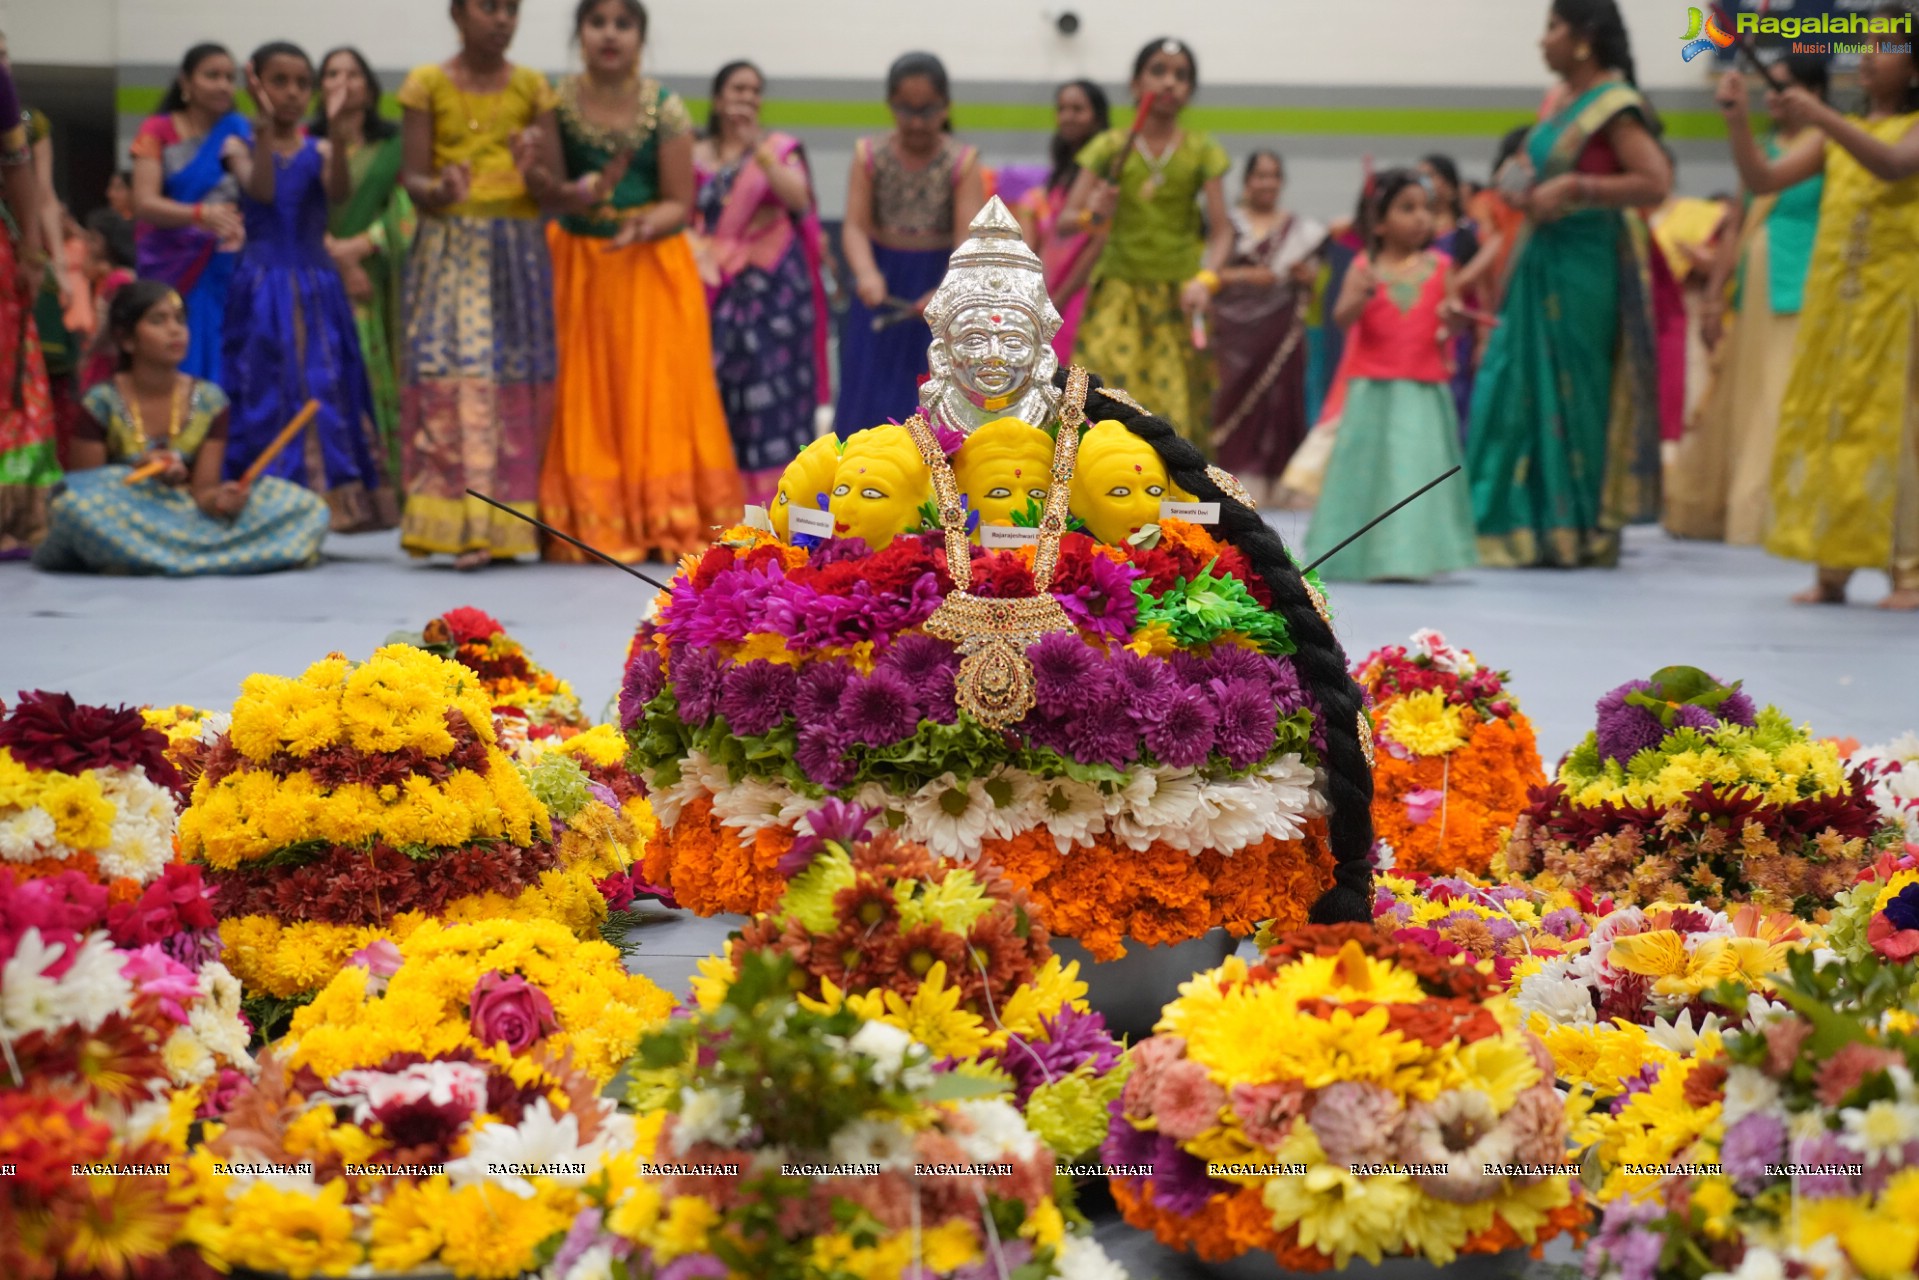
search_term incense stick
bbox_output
[1302,466,1463,572]
[463,488,678,590]
[238,399,321,486]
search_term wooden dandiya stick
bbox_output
[121,457,171,485]
[237,399,321,486]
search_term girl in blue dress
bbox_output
[221,41,397,532]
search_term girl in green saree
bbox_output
[313,47,414,485]
[1464,0,1671,568]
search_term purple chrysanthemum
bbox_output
[1111,650,1179,728]
[1719,685,1757,726]
[842,668,920,747]
[1064,675,1138,769]
[1719,1111,1785,1186]
[657,1256,728,1280]
[794,722,856,789]
[1594,680,1668,766]
[1670,704,1718,731]
[1099,1097,1156,1187]
[1206,646,1274,688]
[809,536,873,566]
[1029,631,1100,714]
[1144,684,1219,769]
[671,648,725,724]
[719,660,797,736]
[777,798,883,877]
[877,633,959,723]
[996,1007,1124,1103]
[1540,907,1586,938]
[1607,1064,1665,1115]
[1210,677,1278,770]
[1147,1137,1227,1216]
[619,646,666,730]
[795,663,853,724]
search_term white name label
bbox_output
[980,525,1041,548]
[741,505,774,532]
[1159,501,1221,525]
[788,506,835,539]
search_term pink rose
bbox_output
[1404,789,1445,826]
[469,970,559,1052]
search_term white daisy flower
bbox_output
[829,1115,917,1172]
[903,772,993,861]
[848,1019,915,1076]
[1031,776,1106,850]
[1647,1009,1724,1056]
[670,1085,747,1152]
[709,775,793,841]
[1106,767,1204,851]
[1512,957,1595,1027]
[1839,1098,1919,1158]
[951,1098,1038,1162]
[1171,775,1269,855]
[980,767,1042,842]
[1719,1065,1781,1128]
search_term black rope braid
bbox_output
[1057,368,1374,923]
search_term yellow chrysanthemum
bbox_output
[1380,689,1469,757]
[440,1182,566,1280]
[1262,1127,1418,1267]
[998,955,1087,1040]
[222,1181,360,1279]
[1125,620,1178,658]
[922,1220,982,1271]
[367,1177,450,1272]
[650,1195,720,1262]
[846,961,992,1059]
[38,774,115,849]
[731,631,805,666]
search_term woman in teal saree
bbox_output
[1465,0,1671,568]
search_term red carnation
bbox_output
[439,606,506,645]
[0,690,183,794]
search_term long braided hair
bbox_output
[1056,368,1375,923]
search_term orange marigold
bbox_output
[1112,1178,1334,1271]
[1370,711,1545,877]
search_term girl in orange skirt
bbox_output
[532,0,741,562]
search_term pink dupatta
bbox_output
[700,132,832,405]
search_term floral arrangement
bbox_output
[1363,869,1590,982]
[1503,669,1898,916]
[1851,731,1919,841]
[1582,950,1919,1280]
[174,646,619,1008]
[1103,924,1584,1270]
[623,522,1337,957]
[0,871,234,1280]
[281,916,675,1088]
[1354,630,1545,877]
[689,806,1127,1163]
[0,690,185,887]
[398,605,590,749]
[519,724,676,916]
[1827,846,1919,965]
[141,702,229,789]
[183,1045,630,1280]
[582,949,1122,1280]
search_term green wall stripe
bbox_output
[114,85,1728,139]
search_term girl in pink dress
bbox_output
[1302,169,1478,581]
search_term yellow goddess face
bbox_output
[953,418,1053,531]
[771,434,842,541]
[1069,420,1178,544]
[829,425,931,552]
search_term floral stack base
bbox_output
[1503,668,1902,917]
[1355,629,1545,877]
[622,503,1339,959]
[174,645,621,1026]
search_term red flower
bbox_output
[1868,913,1919,961]
[0,691,183,794]
[1813,1041,1903,1107]
[439,607,505,645]
[968,551,1036,599]
[689,546,738,591]
[106,863,215,947]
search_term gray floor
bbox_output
[5,520,1908,1278]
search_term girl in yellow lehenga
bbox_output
[531,0,741,563]
[1717,25,1919,608]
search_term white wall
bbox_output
[39,0,1721,94]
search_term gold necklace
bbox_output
[123,375,183,455]
[903,366,1089,729]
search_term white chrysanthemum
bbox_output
[1647,1008,1724,1056]
[850,781,908,829]
[94,767,177,884]
[1512,956,1595,1027]
[672,1085,747,1151]
[195,712,233,746]
[0,806,57,862]
[1255,754,1324,831]
[1720,1065,1782,1128]
[1704,1245,1787,1280]
[1055,1234,1129,1280]
[981,767,1042,842]
[1,930,132,1038]
[848,1019,915,1076]
[1788,1108,1829,1144]
[709,775,793,841]
[163,1025,215,1085]
[1169,775,1270,855]
[1839,1099,1919,1158]
[645,749,714,828]
[1852,732,1919,838]
[1031,776,1106,850]
[903,772,993,861]
[560,1245,616,1280]
[951,1098,1039,1162]
[829,1115,917,1172]
[1106,767,1204,851]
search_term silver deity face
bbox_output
[945,305,1041,403]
